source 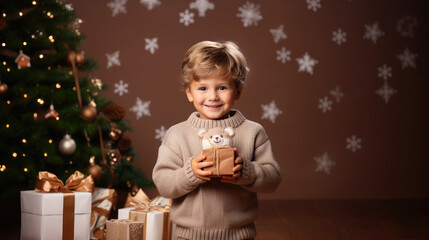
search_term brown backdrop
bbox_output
[70,0,428,199]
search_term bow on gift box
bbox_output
[35,171,94,240]
[126,189,173,240]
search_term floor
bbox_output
[3,199,428,240]
[255,199,429,240]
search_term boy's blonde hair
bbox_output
[182,41,249,89]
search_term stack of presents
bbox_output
[20,171,176,240]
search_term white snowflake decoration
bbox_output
[189,0,214,17]
[396,15,417,38]
[261,100,282,123]
[378,64,392,81]
[306,0,322,12]
[376,82,397,104]
[329,85,344,103]
[315,152,335,175]
[155,126,167,141]
[332,28,347,45]
[296,53,318,75]
[276,47,291,64]
[179,9,195,26]
[346,135,362,152]
[270,25,287,43]
[129,97,151,120]
[106,50,121,68]
[363,22,384,44]
[113,80,129,96]
[397,48,417,69]
[107,0,127,17]
[236,2,263,27]
[145,38,159,54]
[318,97,333,113]
[139,0,161,10]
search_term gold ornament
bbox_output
[67,51,76,65]
[80,100,97,122]
[75,52,85,67]
[58,134,76,156]
[88,164,103,182]
[109,122,122,141]
[108,149,121,167]
[0,82,7,94]
[124,155,133,163]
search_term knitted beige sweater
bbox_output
[152,110,282,240]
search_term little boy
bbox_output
[152,41,282,240]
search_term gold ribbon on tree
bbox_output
[35,171,94,240]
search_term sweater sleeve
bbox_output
[152,127,206,199]
[235,124,282,193]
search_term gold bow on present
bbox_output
[126,189,172,240]
[35,170,94,193]
[34,171,94,240]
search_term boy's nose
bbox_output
[208,90,219,100]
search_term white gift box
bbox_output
[20,190,92,240]
[118,207,176,240]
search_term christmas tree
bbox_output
[0,0,152,200]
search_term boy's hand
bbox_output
[221,148,243,184]
[191,153,213,181]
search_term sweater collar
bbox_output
[187,110,246,129]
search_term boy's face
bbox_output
[185,76,241,120]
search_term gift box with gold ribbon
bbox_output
[117,189,176,240]
[90,188,118,239]
[106,219,144,240]
[202,147,235,177]
[20,171,94,240]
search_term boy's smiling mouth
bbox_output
[204,104,223,109]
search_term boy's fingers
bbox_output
[196,155,206,162]
[197,169,212,176]
[233,165,242,172]
[235,156,243,164]
[199,161,213,168]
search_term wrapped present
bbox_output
[118,189,176,240]
[203,147,235,177]
[20,171,94,240]
[106,219,144,240]
[90,188,118,239]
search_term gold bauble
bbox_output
[80,105,97,122]
[124,155,133,163]
[0,83,7,94]
[88,164,103,182]
[67,51,76,65]
[75,52,85,67]
[109,123,122,141]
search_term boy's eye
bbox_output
[198,87,207,91]
[218,86,227,90]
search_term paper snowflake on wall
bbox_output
[189,0,214,17]
[236,2,263,27]
[296,53,318,75]
[315,152,335,175]
[261,100,282,123]
[130,98,151,119]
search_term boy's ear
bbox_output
[235,87,242,100]
[185,87,193,102]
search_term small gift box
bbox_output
[90,188,118,239]
[202,147,235,176]
[106,219,144,240]
[118,189,176,240]
[20,171,94,240]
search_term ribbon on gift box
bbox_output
[35,171,94,240]
[127,189,173,240]
[203,147,234,177]
[91,188,118,240]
